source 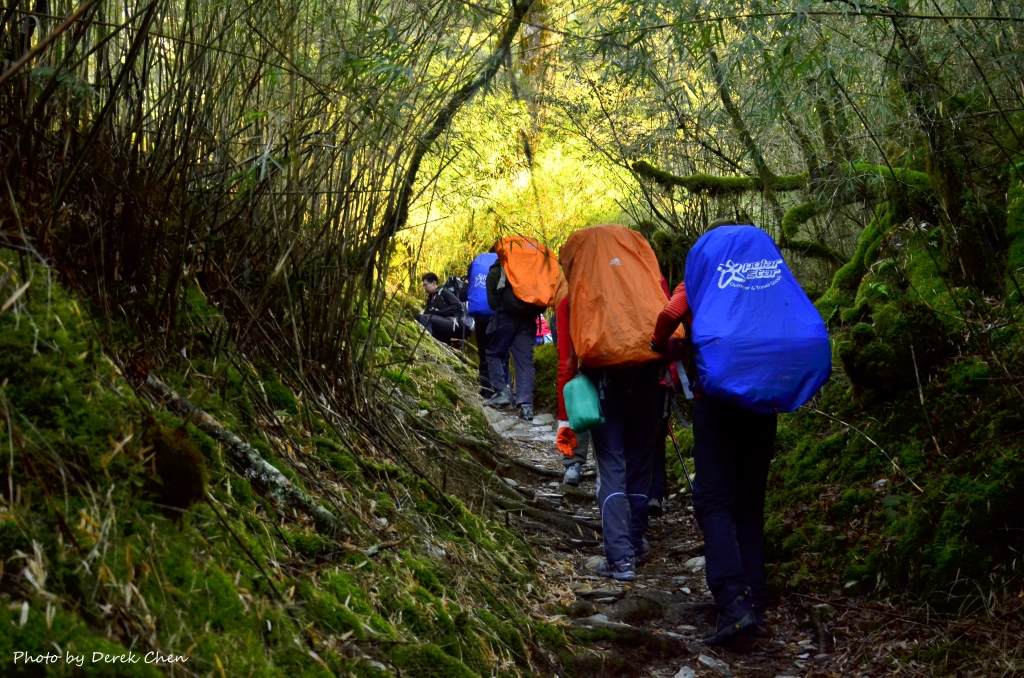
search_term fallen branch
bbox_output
[144,374,344,533]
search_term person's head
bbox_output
[707,216,742,231]
[421,273,439,294]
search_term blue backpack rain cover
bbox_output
[684,225,831,413]
[467,252,498,316]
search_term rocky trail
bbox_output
[480,404,957,678]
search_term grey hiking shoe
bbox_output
[563,461,582,486]
[486,388,511,406]
[597,558,636,582]
[519,404,534,422]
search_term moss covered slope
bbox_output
[0,252,563,677]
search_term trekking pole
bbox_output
[667,423,695,495]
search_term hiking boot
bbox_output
[635,537,651,564]
[647,497,663,518]
[563,461,582,486]
[703,592,757,645]
[486,388,511,406]
[742,605,771,638]
[597,558,636,582]
[519,404,534,422]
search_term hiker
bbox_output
[467,251,507,398]
[536,314,553,344]
[484,236,558,420]
[651,218,830,643]
[557,224,686,581]
[415,272,464,345]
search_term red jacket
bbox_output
[651,281,690,347]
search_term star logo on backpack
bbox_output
[609,258,621,266]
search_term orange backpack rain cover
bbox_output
[559,224,683,368]
[495,235,559,308]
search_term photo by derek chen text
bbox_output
[13,650,190,666]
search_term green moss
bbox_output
[532,341,558,412]
[781,201,817,239]
[632,160,806,196]
[264,380,299,414]
[389,643,478,678]
[436,380,462,407]
[300,583,367,638]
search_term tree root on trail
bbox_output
[495,497,602,533]
[143,374,344,534]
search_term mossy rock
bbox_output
[838,299,953,392]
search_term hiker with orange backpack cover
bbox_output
[558,224,685,581]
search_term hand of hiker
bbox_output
[556,421,577,457]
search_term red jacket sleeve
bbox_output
[556,297,576,422]
[652,281,690,347]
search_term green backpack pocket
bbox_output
[563,374,605,432]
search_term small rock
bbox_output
[665,631,684,640]
[416,409,428,417]
[680,587,692,595]
[678,624,697,631]
[674,667,696,678]
[492,419,515,433]
[502,477,518,487]
[697,653,733,676]
[532,413,556,425]
[672,575,689,584]
[684,556,706,574]
[813,653,829,663]
[481,407,504,423]
[797,639,816,649]
[550,481,560,488]
[797,653,810,659]
[594,597,617,603]
[366,661,388,671]
[873,478,890,490]
[585,555,605,571]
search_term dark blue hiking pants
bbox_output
[485,312,535,406]
[691,397,777,612]
[584,361,662,564]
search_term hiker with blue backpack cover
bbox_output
[467,251,509,399]
[652,220,831,643]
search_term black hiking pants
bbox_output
[485,312,535,405]
[691,397,776,614]
[415,314,458,344]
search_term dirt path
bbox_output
[482,404,945,678]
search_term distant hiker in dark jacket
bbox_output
[483,260,541,420]
[416,273,463,344]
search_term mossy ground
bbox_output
[764,193,1024,607]
[0,251,564,677]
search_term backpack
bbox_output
[467,252,497,316]
[494,236,559,308]
[559,224,683,368]
[443,275,467,302]
[684,225,831,413]
[489,262,546,319]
